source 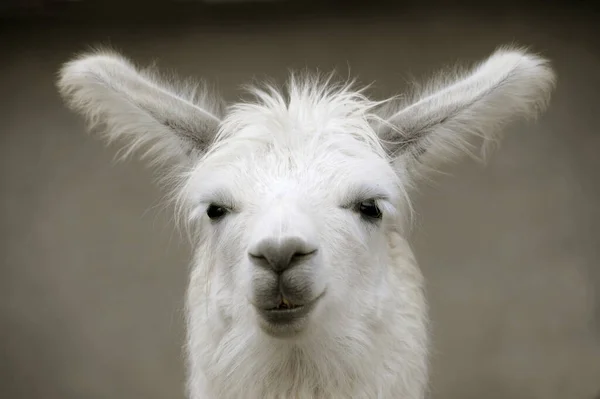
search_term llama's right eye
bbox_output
[358,200,382,220]
[206,204,228,220]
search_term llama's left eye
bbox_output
[358,200,382,220]
[206,204,228,220]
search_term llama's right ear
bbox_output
[57,49,225,168]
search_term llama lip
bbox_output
[266,304,306,314]
[257,290,326,332]
[269,297,301,311]
[259,301,313,329]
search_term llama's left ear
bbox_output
[57,49,225,169]
[374,46,556,175]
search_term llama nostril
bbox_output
[248,237,318,273]
[293,249,318,258]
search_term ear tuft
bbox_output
[376,46,556,175]
[57,48,225,169]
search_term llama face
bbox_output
[181,112,403,337]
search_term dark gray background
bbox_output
[1,1,599,398]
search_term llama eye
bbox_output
[358,200,382,220]
[206,204,228,220]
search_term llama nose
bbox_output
[248,237,318,273]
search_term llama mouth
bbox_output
[256,291,326,337]
[268,297,303,312]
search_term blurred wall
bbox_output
[1,2,599,398]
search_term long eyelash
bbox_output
[374,199,397,218]
[340,183,392,208]
[197,198,237,213]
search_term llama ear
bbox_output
[57,49,225,168]
[375,47,556,175]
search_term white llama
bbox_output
[57,46,555,399]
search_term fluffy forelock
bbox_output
[198,71,393,168]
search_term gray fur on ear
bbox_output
[57,48,225,168]
[375,46,556,174]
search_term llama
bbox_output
[57,46,555,399]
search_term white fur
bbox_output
[57,45,556,399]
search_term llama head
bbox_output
[57,47,555,340]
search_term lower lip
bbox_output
[257,293,325,326]
[260,303,312,324]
